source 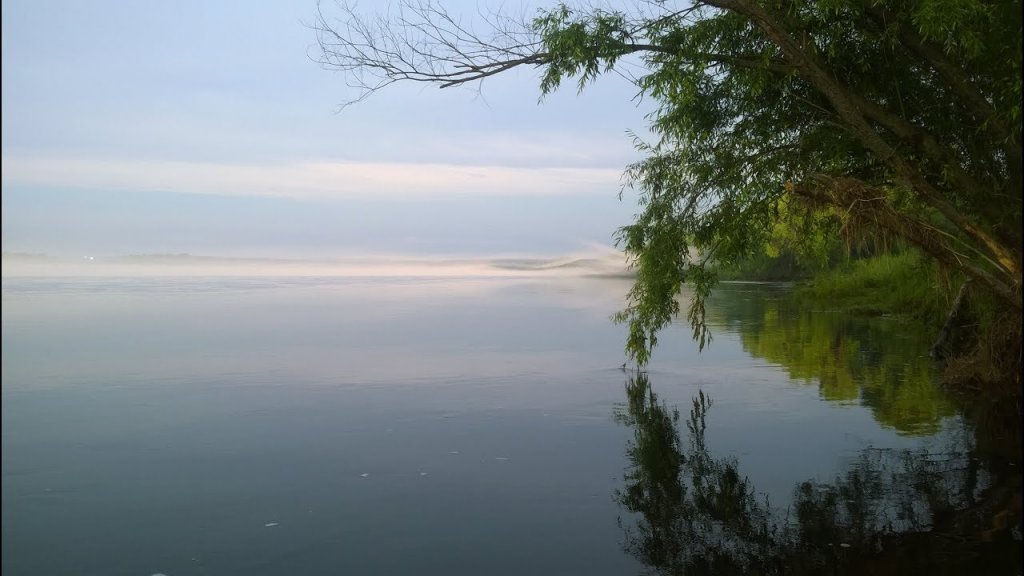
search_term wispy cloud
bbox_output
[1,155,624,200]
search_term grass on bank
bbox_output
[792,251,953,327]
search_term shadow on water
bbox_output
[614,372,1022,575]
[708,285,956,436]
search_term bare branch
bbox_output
[313,0,550,106]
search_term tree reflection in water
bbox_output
[707,288,957,436]
[615,372,1022,575]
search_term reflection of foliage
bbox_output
[616,373,1022,576]
[616,374,778,574]
[709,288,955,435]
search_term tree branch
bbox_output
[793,176,1021,309]
[705,0,1021,284]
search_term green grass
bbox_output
[793,252,953,327]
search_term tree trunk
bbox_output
[930,280,973,360]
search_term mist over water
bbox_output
[1,247,633,279]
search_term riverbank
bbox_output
[719,249,1021,413]
[716,251,953,326]
[790,252,951,328]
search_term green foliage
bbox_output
[529,0,1022,363]
[762,196,837,267]
[715,194,851,281]
[319,0,1022,364]
[534,6,631,95]
[795,251,952,326]
[715,250,809,282]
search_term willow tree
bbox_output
[315,0,1022,364]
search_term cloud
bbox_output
[398,130,643,168]
[1,155,624,200]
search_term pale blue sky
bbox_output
[2,0,652,258]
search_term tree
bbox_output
[315,0,1022,364]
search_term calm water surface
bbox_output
[0,274,984,574]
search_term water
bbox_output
[0,272,998,575]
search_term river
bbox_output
[2,273,1019,574]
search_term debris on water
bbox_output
[494,457,509,461]
[419,472,428,476]
[264,522,279,528]
[839,543,851,548]
[448,450,459,454]
[360,473,370,478]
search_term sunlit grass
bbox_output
[794,252,952,328]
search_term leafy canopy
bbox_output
[316,0,1022,364]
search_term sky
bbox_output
[1,0,654,259]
